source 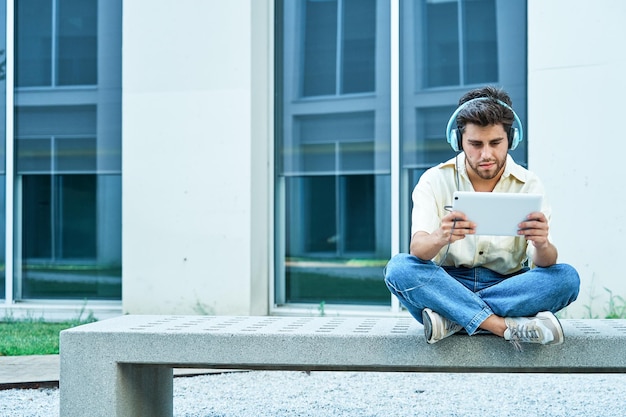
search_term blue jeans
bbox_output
[384,253,580,335]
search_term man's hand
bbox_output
[436,211,476,244]
[410,211,475,260]
[518,211,558,266]
[517,211,550,249]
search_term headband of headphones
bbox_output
[445,97,524,152]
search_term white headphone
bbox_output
[445,97,524,152]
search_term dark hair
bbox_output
[455,86,515,138]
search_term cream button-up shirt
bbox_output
[411,153,551,275]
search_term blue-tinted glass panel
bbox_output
[22,176,52,259]
[339,141,375,172]
[299,111,374,143]
[15,138,52,173]
[424,0,459,87]
[13,0,122,302]
[288,175,337,254]
[284,175,389,305]
[464,0,497,84]
[300,143,335,172]
[15,0,52,87]
[302,0,337,96]
[277,0,391,307]
[55,137,97,172]
[341,0,376,93]
[343,174,375,251]
[58,175,97,258]
[57,0,97,85]
[15,105,96,136]
[285,111,375,175]
[15,106,120,300]
[19,175,97,258]
[21,174,121,299]
[15,105,96,174]
[403,106,456,168]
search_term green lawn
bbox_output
[0,319,95,356]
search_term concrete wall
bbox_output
[528,0,626,317]
[122,0,271,315]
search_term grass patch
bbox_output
[0,315,96,356]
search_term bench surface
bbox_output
[60,315,626,417]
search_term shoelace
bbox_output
[507,322,541,352]
[507,327,524,352]
[444,320,457,332]
[441,317,463,336]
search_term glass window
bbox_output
[302,0,337,96]
[15,0,52,87]
[276,0,391,307]
[13,0,121,300]
[341,0,376,94]
[276,0,527,310]
[424,0,459,87]
[15,0,97,87]
[464,0,498,84]
[422,0,498,88]
[19,174,118,299]
[301,0,376,97]
[402,106,457,169]
[57,0,98,85]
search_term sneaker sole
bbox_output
[422,308,435,344]
[536,311,564,345]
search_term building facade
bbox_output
[2,0,625,320]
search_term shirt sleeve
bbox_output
[410,165,455,236]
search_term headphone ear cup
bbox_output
[509,127,520,150]
[449,129,461,152]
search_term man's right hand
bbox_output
[409,211,475,260]
[437,211,476,244]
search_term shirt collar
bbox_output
[440,153,530,184]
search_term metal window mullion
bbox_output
[390,0,400,313]
[51,0,57,86]
[335,0,343,95]
[457,0,465,85]
[5,0,15,304]
[51,137,57,260]
[335,141,342,256]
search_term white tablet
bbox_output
[452,191,543,236]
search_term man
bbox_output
[384,86,580,349]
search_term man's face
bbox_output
[461,123,509,181]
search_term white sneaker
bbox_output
[422,308,463,344]
[503,311,564,350]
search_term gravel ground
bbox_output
[1,371,626,416]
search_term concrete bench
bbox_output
[59,315,626,417]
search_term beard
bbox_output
[466,157,506,180]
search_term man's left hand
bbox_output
[518,211,550,249]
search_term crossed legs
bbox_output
[384,253,580,336]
